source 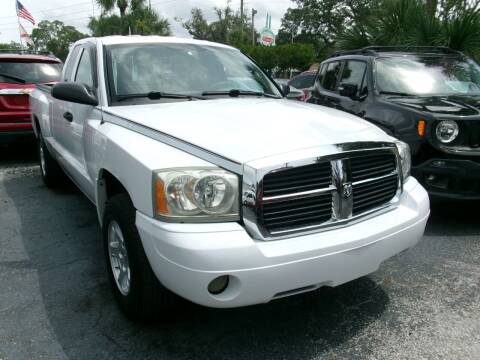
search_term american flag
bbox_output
[16,0,35,25]
[19,23,34,46]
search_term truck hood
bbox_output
[106,98,390,164]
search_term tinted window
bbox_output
[323,62,341,91]
[340,61,367,93]
[289,74,315,89]
[63,46,81,81]
[0,61,62,84]
[75,49,93,88]
[317,64,327,85]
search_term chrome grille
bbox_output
[263,162,331,197]
[352,174,398,215]
[251,147,401,238]
[262,193,332,232]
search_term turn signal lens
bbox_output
[417,120,426,137]
[155,178,169,215]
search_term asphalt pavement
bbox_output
[1,143,479,360]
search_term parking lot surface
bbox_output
[1,144,480,360]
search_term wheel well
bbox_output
[33,115,41,137]
[97,170,130,225]
[103,170,128,199]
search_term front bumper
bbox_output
[137,177,429,308]
[412,158,480,200]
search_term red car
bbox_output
[288,70,317,102]
[0,50,62,143]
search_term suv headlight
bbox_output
[153,168,239,221]
[395,141,411,182]
[436,120,459,144]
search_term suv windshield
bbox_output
[376,55,480,96]
[0,61,62,84]
[106,43,281,101]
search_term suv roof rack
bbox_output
[0,49,58,58]
[329,46,463,58]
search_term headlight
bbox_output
[436,120,459,144]
[395,141,411,182]
[153,168,239,221]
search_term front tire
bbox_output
[103,193,178,322]
[37,133,64,188]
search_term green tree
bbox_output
[241,43,316,73]
[278,0,378,55]
[0,42,22,50]
[180,4,251,47]
[89,6,170,36]
[31,20,87,61]
[336,0,480,60]
[96,0,145,17]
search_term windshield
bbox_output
[0,61,62,84]
[106,43,281,101]
[376,56,480,96]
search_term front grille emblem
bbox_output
[332,159,353,220]
[342,183,353,198]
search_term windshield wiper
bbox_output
[116,91,205,102]
[202,89,281,98]
[0,73,26,84]
[379,90,414,97]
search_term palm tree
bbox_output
[336,0,480,59]
[96,0,145,17]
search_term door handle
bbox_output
[63,112,73,122]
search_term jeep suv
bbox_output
[0,49,62,143]
[309,46,480,200]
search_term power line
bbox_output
[0,0,93,20]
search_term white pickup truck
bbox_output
[30,36,430,322]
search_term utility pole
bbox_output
[240,0,244,42]
[251,8,257,46]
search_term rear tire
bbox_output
[38,133,64,188]
[103,193,178,322]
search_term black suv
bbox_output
[309,46,480,200]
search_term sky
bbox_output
[0,0,293,44]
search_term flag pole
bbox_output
[17,18,23,50]
[15,0,23,50]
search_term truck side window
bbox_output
[323,61,341,92]
[63,46,81,82]
[316,64,327,85]
[340,61,367,95]
[75,49,94,89]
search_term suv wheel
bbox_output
[38,133,64,187]
[103,193,178,322]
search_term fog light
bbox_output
[208,275,230,295]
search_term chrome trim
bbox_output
[242,142,402,241]
[262,186,335,203]
[352,171,398,186]
[332,159,353,220]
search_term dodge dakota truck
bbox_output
[30,36,430,322]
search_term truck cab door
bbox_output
[52,44,99,198]
[336,60,369,118]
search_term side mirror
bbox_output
[339,83,358,99]
[52,82,98,106]
[283,85,304,99]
